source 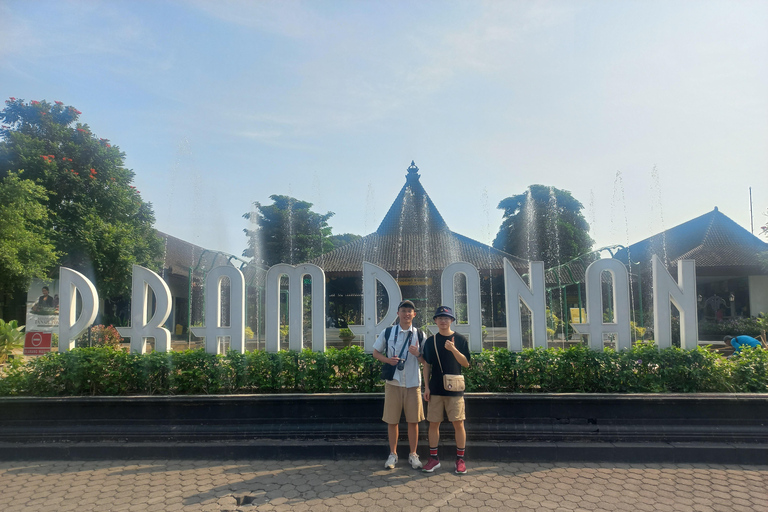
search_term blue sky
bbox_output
[2,0,767,259]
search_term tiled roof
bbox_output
[375,162,449,235]
[158,232,246,277]
[311,230,527,273]
[613,208,768,272]
[309,162,526,273]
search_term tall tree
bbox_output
[243,195,335,266]
[329,233,362,250]
[0,171,58,297]
[493,184,593,268]
[0,98,163,300]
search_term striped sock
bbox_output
[456,447,465,460]
[430,447,438,460]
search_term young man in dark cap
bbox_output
[372,300,426,469]
[421,305,471,474]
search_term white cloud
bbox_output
[185,0,326,38]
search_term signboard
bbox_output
[26,313,59,332]
[570,308,587,324]
[396,277,432,286]
[56,255,699,354]
[24,331,52,356]
[26,278,59,333]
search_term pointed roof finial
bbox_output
[406,161,420,182]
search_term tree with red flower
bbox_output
[0,99,163,303]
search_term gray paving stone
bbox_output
[0,459,767,512]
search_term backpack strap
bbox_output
[383,326,393,356]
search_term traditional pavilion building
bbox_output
[309,162,527,328]
[613,207,768,326]
[158,168,768,348]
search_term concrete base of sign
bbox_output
[1,394,766,463]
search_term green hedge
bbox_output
[1,344,766,396]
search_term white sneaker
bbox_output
[385,453,398,469]
[408,453,423,469]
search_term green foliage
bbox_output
[1,344,765,396]
[329,233,362,250]
[243,195,335,266]
[493,185,593,266]
[755,313,768,336]
[699,316,763,338]
[463,348,517,392]
[630,321,647,341]
[75,325,124,348]
[0,171,58,295]
[338,327,355,347]
[545,308,563,339]
[169,350,224,394]
[0,319,24,363]
[0,98,163,300]
[729,347,768,392]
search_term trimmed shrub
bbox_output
[1,344,766,396]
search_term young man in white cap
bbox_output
[372,300,426,469]
[421,305,471,474]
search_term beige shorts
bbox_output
[382,382,425,424]
[426,394,466,423]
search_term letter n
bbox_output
[653,255,698,349]
[504,260,547,351]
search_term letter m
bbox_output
[265,264,326,352]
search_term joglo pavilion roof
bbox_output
[613,207,768,276]
[310,162,527,276]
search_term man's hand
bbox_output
[408,344,420,357]
[445,337,470,368]
[423,388,430,402]
[374,349,400,366]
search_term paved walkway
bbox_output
[1,459,766,512]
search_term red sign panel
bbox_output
[24,331,52,355]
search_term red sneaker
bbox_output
[422,458,441,473]
[455,458,467,474]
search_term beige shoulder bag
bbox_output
[434,336,465,392]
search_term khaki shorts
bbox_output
[426,394,465,423]
[382,382,425,424]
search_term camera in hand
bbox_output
[396,359,405,371]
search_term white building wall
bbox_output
[748,275,768,316]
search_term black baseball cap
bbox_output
[398,300,416,310]
[433,305,456,320]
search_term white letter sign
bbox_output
[58,267,99,351]
[191,265,246,354]
[350,262,401,352]
[117,265,172,353]
[265,263,326,352]
[572,259,632,350]
[441,262,483,352]
[653,256,698,349]
[504,259,547,351]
